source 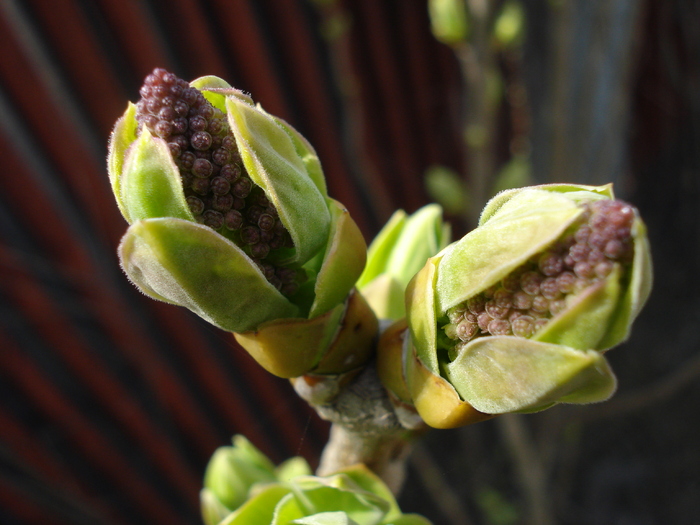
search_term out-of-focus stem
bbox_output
[498,414,555,525]
[458,0,500,226]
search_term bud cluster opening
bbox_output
[443,199,636,351]
[135,68,301,295]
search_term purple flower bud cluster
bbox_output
[135,68,300,296]
[444,199,636,349]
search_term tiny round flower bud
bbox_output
[174,100,189,116]
[595,260,614,278]
[191,131,212,151]
[512,290,533,310]
[241,226,260,245]
[521,271,543,296]
[485,301,509,319]
[549,299,567,316]
[493,289,513,308]
[154,120,173,138]
[250,242,270,259]
[220,164,241,182]
[604,240,625,259]
[556,271,576,293]
[202,210,224,229]
[502,273,521,293]
[224,210,243,230]
[258,213,275,231]
[212,194,234,212]
[191,177,210,195]
[232,178,252,198]
[456,320,478,342]
[539,253,564,276]
[467,295,486,314]
[172,117,188,134]
[477,312,492,331]
[189,116,207,132]
[269,234,285,249]
[574,225,591,244]
[208,118,224,135]
[511,315,535,337]
[569,243,590,262]
[186,196,205,215]
[159,106,176,121]
[541,277,561,299]
[180,151,196,170]
[488,318,511,336]
[168,142,181,158]
[192,158,213,178]
[210,176,230,195]
[212,148,230,166]
[587,231,608,250]
[574,261,594,279]
[246,206,263,224]
[222,135,236,151]
[197,104,214,120]
[531,295,549,314]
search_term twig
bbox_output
[497,414,556,525]
[409,443,477,525]
[579,350,700,423]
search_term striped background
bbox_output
[1,1,699,524]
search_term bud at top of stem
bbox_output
[109,69,367,337]
[392,184,652,428]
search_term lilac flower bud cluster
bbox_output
[443,199,636,349]
[135,68,300,295]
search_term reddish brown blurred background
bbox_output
[0,1,698,524]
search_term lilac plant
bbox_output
[108,70,652,524]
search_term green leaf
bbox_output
[337,465,401,522]
[385,204,450,288]
[288,474,390,525]
[203,436,278,511]
[308,200,367,318]
[357,210,407,289]
[119,128,194,224]
[271,113,328,197]
[275,457,313,483]
[406,257,441,373]
[200,488,233,525]
[444,336,617,413]
[107,102,138,220]
[358,274,405,321]
[479,183,613,226]
[437,190,581,313]
[221,484,291,525]
[226,96,330,266]
[292,512,360,525]
[534,266,623,350]
[119,218,299,332]
[272,493,307,524]
[597,217,653,349]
